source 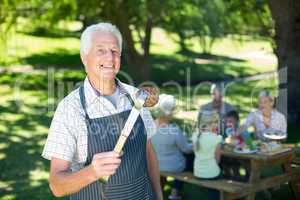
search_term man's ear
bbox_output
[80,53,87,67]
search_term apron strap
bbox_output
[79,85,90,120]
[79,79,135,120]
[115,78,135,107]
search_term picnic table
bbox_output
[160,145,300,200]
[221,144,300,200]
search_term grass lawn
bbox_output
[0,71,298,200]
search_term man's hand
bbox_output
[141,87,159,107]
[89,151,121,180]
[49,152,121,197]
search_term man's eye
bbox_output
[98,49,105,54]
[112,50,120,55]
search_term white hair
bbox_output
[156,94,176,116]
[80,22,123,54]
[259,90,274,102]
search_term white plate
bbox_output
[233,148,258,154]
[262,128,287,140]
[263,133,287,140]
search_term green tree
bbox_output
[268,0,300,122]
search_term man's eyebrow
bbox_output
[95,45,119,49]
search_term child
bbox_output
[223,110,250,182]
[192,110,222,200]
[152,94,193,200]
[224,110,240,138]
[225,110,252,143]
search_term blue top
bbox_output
[152,123,193,173]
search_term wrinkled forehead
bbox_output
[91,31,120,49]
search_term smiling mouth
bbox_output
[99,65,115,74]
[99,64,114,69]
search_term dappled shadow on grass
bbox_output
[177,49,246,63]
[19,46,257,84]
[0,132,55,199]
[22,48,82,70]
[19,28,81,39]
[0,98,60,199]
[0,71,85,92]
[150,53,257,84]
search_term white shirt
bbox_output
[243,109,287,139]
[42,77,157,172]
[152,123,193,173]
[192,132,222,178]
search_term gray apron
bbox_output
[70,84,155,200]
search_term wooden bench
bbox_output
[293,147,300,166]
[160,171,252,200]
[161,169,300,200]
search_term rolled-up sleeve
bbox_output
[42,100,77,162]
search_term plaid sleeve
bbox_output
[140,108,157,140]
[42,100,77,162]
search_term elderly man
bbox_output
[198,84,236,135]
[42,23,162,200]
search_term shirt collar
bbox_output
[83,76,130,106]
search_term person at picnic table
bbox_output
[223,111,251,181]
[198,83,236,136]
[192,111,222,200]
[239,90,287,140]
[41,22,163,200]
[224,110,240,138]
[152,94,193,200]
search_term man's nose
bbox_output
[103,50,114,61]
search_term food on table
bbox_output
[260,141,282,153]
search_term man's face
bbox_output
[81,31,121,82]
[212,89,222,103]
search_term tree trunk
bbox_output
[178,31,188,52]
[102,1,151,83]
[268,0,300,123]
[116,11,151,83]
[143,17,152,59]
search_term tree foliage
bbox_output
[1,0,273,80]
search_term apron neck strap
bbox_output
[79,79,136,120]
[115,79,135,107]
[79,85,90,120]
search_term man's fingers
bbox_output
[94,157,121,165]
[101,164,120,171]
[93,151,119,159]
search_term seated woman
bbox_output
[239,90,287,140]
[193,111,222,200]
[152,94,193,200]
